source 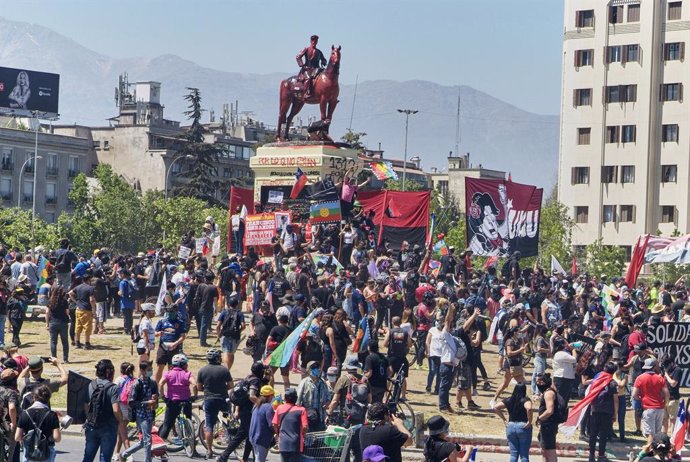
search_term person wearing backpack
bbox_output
[535,373,560,462]
[215,296,245,372]
[384,316,412,400]
[113,363,135,460]
[296,361,330,431]
[588,362,619,462]
[198,349,233,460]
[14,385,60,462]
[82,359,123,462]
[18,357,68,410]
[119,361,158,462]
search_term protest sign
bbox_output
[647,322,690,387]
[244,213,276,249]
[178,246,191,260]
[195,238,206,254]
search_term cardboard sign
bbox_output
[244,213,277,248]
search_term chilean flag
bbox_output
[290,168,308,199]
[560,372,613,437]
[672,399,688,453]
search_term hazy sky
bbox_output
[2,0,564,115]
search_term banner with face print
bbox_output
[465,178,543,257]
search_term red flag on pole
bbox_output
[571,255,578,275]
[625,234,650,288]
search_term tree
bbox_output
[0,209,59,251]
[430,190,461,236]
[383,178,424,191]
[340,130,367,151]
[174,87,223,205]
[583,238,625,278]
[444,218,467,251]
[537,189,575,267]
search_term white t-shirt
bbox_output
[343,231,356,245]
[439,330,456,365]
[552,350,577,379]
[281,230,296,250]
[138,318,155,350]
[428,326,444,358]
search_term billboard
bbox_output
[0,67,59,116]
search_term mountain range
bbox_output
[0,17,559,188]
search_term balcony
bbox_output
[45,196,57,205]
[46,167,58,177]
[68,169,79,178]
[1,162,12,171]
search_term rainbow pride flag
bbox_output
[309,200,342,224]
[265,309,320,367]
[370,161,398,181]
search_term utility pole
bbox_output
[397,109,418,191]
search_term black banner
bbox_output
[0,66,60,115]
[646,322,690,387]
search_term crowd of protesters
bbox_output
[0,199,687,462]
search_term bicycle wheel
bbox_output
[197,420,228,450]
[181,418,196,458]
[394,400,416,433]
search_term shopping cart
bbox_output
[302,427,353,462]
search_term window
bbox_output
[574,88,592,106]
[669,2,682,20]
[607,46,622,63]
[24,152,35,174]
[46,153,57,176]
[575,206,589,224]
[606,85,621,103]
[606,85,638,103]
[223,168,231,178]
[662,83,683,101]
[603,205,616,223]
[602,166,618,183]
[661,205,677,223]
[623,84,637,102]
[664,42,685,61]
[1,149,11,171]
[621,165,635,183]
[610,5,624,23]
[576,9,595,27]
[628,4,641,22]
[575,49,594,67]
[620,205,635,222]
[103,140,110,150]
[606,126,620,143]
[622,125,636,143]
[624,44,639,63]
[572,167,590,184]
[92,141,100,149]
[662,165,678,183]
[45,212,55,224]
[0,178,11,201]
[578,128,591,145]
[45,182,57,204]
[22,180,32,203]
[68,156,79,177]
[663,124,679,142]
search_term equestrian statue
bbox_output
[277,35,341,142]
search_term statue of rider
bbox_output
[296,35,327,99]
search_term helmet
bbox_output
[251,361,266,378]
[423,290,435,302]
[171,354,188,367]
[206,349,221,364]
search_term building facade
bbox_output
[0,125,94,222]
[559,0,689,257]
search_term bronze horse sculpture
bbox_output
[277,45,341,141]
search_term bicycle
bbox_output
[197,399,247,458]
[160,397,202,457]
[384,364,416,432]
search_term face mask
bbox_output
[146,370,153,379]
[327,375,337,382]
[435,320,442,328]
[536,383,549,393]
[310,368,320,377]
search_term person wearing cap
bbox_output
[633,356,669,444]
[359,402,412,462]
[296,360,330,431]
[158,353,196,441]
[272,387,308,462]
[18,356,68,399]
[423,415,475,462]
[154,304,187,384]
[635,432,674,462]
[325,366,339,390]
[362,445,388,462]
[248,385,276,462]
[136,303,156,362]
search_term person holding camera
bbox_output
[359,402,412,462]
[423,415,475,462]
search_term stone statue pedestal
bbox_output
[250,142,360,202]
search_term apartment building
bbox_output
[558,0,689,258]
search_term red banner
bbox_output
[465,178,542,257]
[357,190,431,249]
[243,213,276,251]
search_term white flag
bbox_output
[551,255,567,276]
[155,272,167,316]
[240,204,248,219]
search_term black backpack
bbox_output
[85,381,114,428]
[221,309,243,340]
[554,391,569,424]
[20,379,44,412]
[228,378,250,406]
[55,249,70,273]
[619,334,631,360]
[22,409,51,462]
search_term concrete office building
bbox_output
[558,0,690,258]
[0,125,94,222]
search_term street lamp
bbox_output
[164,155,195,200]
[397,109,418,191]
[17,155,42,209]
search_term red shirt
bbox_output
[627,331,645,360]
[634,372,666,409]
[416,303,431,332]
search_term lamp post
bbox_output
[164,155,195,200]
[397,109,418,191]
[17,156,42,209]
